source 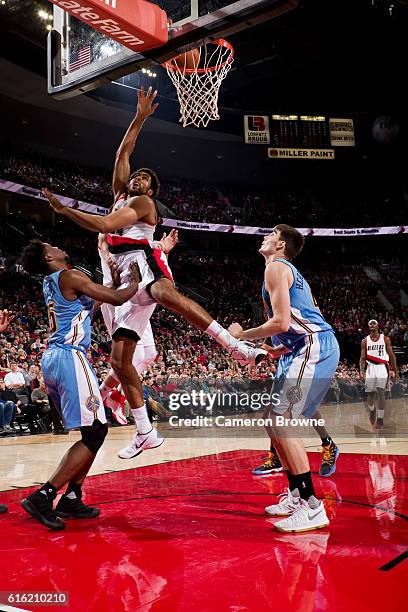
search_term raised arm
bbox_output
[60,267,140,307]
[228,262,292,341]
[112,86,159,201]
[43,189,152,234]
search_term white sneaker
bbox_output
[105,390,127,425]
[274,499,329,533]
[265,488,300,517]
[118,428,164,459]
[229,341,267,366]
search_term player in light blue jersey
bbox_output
[229,224,340,533]
[19,239,139,530]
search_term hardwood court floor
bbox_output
[1,401,407,492]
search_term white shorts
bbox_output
[102,238,173,340]
[365,362,388,392]
[101,302,156,347]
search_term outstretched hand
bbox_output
[0,309,13,333]
[43,188,67,214]
[137,86,159,119]
[228,322,243,340]
[160,229,179,254]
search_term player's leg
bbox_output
[375,388,386,429]
[21,349,108,530]
[149,278,266,366]
[266,333,340,532]
[313,411,340,477]
[366,390,377,425]
[365,362,377,425]
[111,331,163,459]
[54,355,109,518]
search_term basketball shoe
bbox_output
[229,341,267,366]
[105,389,127,426]
[265,488,300,516]
[21,491,65,531]
[274,497,329,533]
[118,427,164,459]
[0,504,7,514]
[252,451,283,476]
[319,440,340,477]
[56,492,100,519]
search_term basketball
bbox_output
[174,48,200,70]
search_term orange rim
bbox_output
[163,39,234,74]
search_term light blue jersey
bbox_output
[43,270,94,352]
[262,258,333,350]
[41,270,106,430]
[262,258,340,418]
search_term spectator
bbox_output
[31,377,51,431]
[4,362,26,394]
[0,379,15,435]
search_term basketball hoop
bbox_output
[163,39,234,129]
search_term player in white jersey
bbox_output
[43,86,265,460]
[360,319,398,430]
[97,228,178,427]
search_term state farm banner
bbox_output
[162,219,406,237]
[329,118,355,147]
[244,115,270,144]
[0,180,108,216]
[1,179,406,236]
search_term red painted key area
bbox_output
[0,451,407,611]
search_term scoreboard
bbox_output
[270,115,331,148]
[244,115,356,150]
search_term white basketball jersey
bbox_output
[110,196,156,242]
[366,333,389,365]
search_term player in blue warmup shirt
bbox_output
[20,240,139,530]
[229,224,340,533]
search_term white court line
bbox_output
[0,605,31,612]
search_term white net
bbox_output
[164,39,234,128]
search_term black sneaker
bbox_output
[319,441,340,477]
[0,503,8,514]
[21,491,65,530]
[368,407,376,426]
[252,452,283,476]
[55,495,100,519]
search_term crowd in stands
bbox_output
[1,149,408,435]
[1,230,408,436]
[1,149,405,226]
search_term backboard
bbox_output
[48,0,299,99]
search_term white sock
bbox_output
[368,404,375,412]
[377,409,384,419]
[131,404,151,435]
[205,320,240,350]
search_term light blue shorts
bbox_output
[41,346,106,430]
[272,331,340,418]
